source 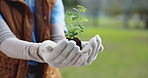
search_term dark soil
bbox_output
[67,38,82,50]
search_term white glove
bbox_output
[39,39,83,68]
[72,35,104,67]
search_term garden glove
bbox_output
[81,35,104,66]
[71,35,104,67]
[39,39,83,68]
[64,50,89,67]
[88,35,104,60]
[69,43,91,67]
[63,41,93,67]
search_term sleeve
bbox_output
[50,0,67,32]
[0,17,44,62]
[0,14,15,43]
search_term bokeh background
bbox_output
[60,0,148,78]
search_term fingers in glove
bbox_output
[92,36,101,61]
[96,35,104,52]
[80,60,92,67]
[65,53,81,67]
[88,37,98,63]
[59,46,80,67]
[72,53,89,67]
[98,44,104,52]
[77,45,92,67]
[92,44,104,62]
[50,39,68,59]
[96,35,102,52]
[81,62,88,67]
[82,41,89,48]
[54,41,76,63]
[82,44,92,56]
[88,35,103,62]
[95,35,102,43]
[79,35,103,67]
[92,35,104,60]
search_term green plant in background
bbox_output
[65,5,88,39]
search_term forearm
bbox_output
[0,38,44,62]
[0,19,44,62]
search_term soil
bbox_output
[66,38,82,50]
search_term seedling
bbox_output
[65,5,88,49]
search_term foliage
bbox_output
[65,5,88,39]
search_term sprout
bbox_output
[65,5,88,39]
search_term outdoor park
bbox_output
[60,0,148,78]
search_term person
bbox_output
[0,0,104,78]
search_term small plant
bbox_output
[65,5,88,39]
[65,5,88,49]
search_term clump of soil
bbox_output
[67,38,82,50]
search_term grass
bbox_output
[60,27,148,78]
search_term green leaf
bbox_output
[80,26,85,29]
[80,18,88,21]
[77,5,84,8]
[80,30,84,32]
[79,9,86,12]
[77,5,87,12]
[73,12,79,17]
[66,12,72,17]
[72,17,78,20]
[73,8,78,11]
[74,32,78,35]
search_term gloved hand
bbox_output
[63,48,89,68]
[39,39,83,68]
[71,35,104,67]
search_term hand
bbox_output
[39,39,82,68]
[72,35,104,67]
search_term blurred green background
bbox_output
[60,0,148,78]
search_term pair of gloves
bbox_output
[39,34,104,68]
[0,19,104,68]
